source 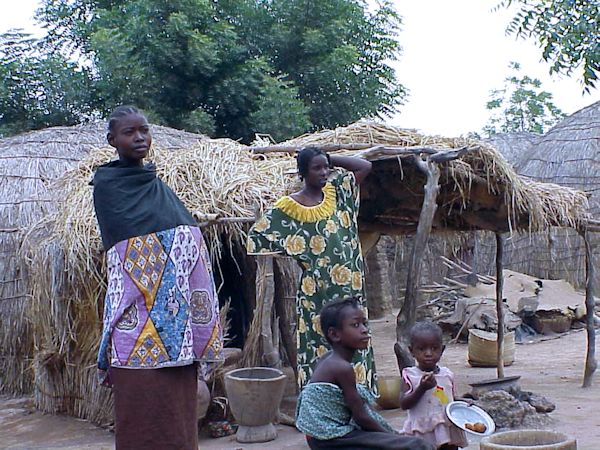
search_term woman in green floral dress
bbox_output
[247,147,376,392]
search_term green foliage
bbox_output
[483,62,565,136]
[34,0,406,141]
[497,0,600,90]
[248,76,312,142]
[0,31,95,137]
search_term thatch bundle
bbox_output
[12,119,591,426]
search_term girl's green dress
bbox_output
[247,169,376,392]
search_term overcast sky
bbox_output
[2,0,599,136]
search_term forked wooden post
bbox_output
[581,230,597,387]
[495,233,505,379]
[395,156,440,371]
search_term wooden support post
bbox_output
[395,156,440,373]
[273,258,297,375]
[581,230,597,388]
[495,233,505,379]
[256,256,280,367]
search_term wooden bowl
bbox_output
[376,375,402,409]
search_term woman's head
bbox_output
[297,146,331,188]
[320,297,369,350]
[408,321,444,371]
[107,105,152,166]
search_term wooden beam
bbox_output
[495,233,505,379]
[581,230,597,388]
[395,155,440,372]
[250,142,474,161]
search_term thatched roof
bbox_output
[272,122,589,234]
[519,101,600,214]
[483,132,540,172]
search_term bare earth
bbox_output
[1,313,598,450]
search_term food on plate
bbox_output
[465,422,487,433]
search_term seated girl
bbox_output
[295,297,434,450]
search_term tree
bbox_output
[483,62,565,136]
[36,0,406,141]
[497,0,600,90]
[0,32,96,137]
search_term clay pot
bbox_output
[480,430,577,450]
[224,367,287,443]
[376,375,402,409]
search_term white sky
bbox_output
[2,0,599,136]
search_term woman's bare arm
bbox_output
[329,155,372,184]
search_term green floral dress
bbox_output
[247,169,376,392]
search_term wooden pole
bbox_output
[395,156,440,372]
[581,230,597,388]
[495,233,505,379]
[256,256,280,367]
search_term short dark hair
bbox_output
[409,321,443,346]
[297,146,331,179]
[320,297,360,344]
[107,105,143,132]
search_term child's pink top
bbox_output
[401,366,468,448]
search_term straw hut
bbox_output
[0,123,206,399]
[481,101,600,288]
[0,124,108,396]
[21,130,291,425]
[483,132,540,172]
[18,120,595,426]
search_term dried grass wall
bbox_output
[0,125,104,395]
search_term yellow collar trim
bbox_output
[275,183,336,223]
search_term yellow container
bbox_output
[468,329,515,367]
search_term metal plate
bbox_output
[445,401,496,436]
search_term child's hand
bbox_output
[419,372,437,390]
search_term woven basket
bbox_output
[468,329,515,367]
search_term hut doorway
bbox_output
[213,238,256,349]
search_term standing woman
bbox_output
[92,105,223,450]
[247,147,375,392]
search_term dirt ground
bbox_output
[1,312,598,450]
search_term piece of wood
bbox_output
[495,233,505,379]
[395,155,440,371]
[450,299,486,344]
[273,258,297,374]
[256,256,280,367]
[581,230,597,388]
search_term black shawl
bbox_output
[92,159,196,250]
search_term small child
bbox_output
[296,297,434,450]
[400,322,468,450]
